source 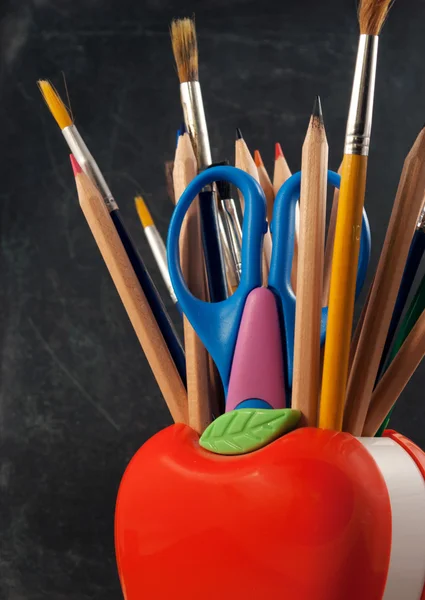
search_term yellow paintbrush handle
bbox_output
[319,153,368,430]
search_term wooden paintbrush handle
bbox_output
[320,153,368,431]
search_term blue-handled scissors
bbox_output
[167,166,371,395]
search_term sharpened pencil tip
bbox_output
[312,95,323,120]
[254,150,263,168]
[275,142,284,161]
[236,127,243,140]
[70,154,82,176]
[180,121,187,135]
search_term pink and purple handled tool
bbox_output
[226,287,286,410]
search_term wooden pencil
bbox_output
[322,163,342,305]
[362,309,425,437]
[344,126,425,435]
[273,142,298,291]
[235,129,271,278]
[38,79,186,386]
[292,97,328,426]
[235,128,260,212]
[173,132,212,433]
[273,142,292,192]
[254,149,275,223]
[348,282,373,373]
[71,155,188,424]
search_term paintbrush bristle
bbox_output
[37,80,73,130]
[358,0,393,35]
[135,196,154,228]
[170,18,199,83]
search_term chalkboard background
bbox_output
[1,0,425,597]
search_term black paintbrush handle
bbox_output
[198,190,228,303]
[110,209,186,386]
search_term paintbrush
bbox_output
[319,0,393,431]
[37,80,186,386]
[170,18,227,302]
[216,174,242,283]
[134,196,179,307]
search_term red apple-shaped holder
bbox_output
[115,424,425,600]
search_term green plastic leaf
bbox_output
[199,408,301,455]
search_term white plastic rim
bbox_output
[358,436,425,600]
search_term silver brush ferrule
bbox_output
[344,35,379,156]
[221,198,242,278]
[180,81,212,170]
[62,125,118,211]
[217,207,239,289]
[144,226,178,304]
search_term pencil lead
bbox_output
[254,150,264,168]
[312,95,323,122]
[180,121,187,134]
[170,18,199,83]
[236,127,243,141]
[275,142,284,160]
[358,0,393,36]
[70,154,82,177]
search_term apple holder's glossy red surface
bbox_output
[113,425,425,599]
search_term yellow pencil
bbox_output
[319,0,393,431]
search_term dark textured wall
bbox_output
[1,0,424,598]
